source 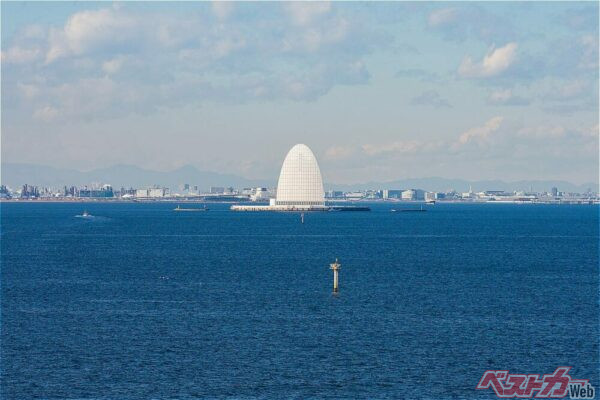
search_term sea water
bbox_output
[1,202,598,399]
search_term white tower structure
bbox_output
[275,144,325,207]
[330,258,341,293]
[231,143,328,211]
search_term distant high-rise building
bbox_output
[401,189,424,200]
[20,184,39,198]
[383,189,402,199]
[326,190,344,199]
[551,187,558,197]
[210,187,225,194]
[401,189,414,200]
[425,192,437,202]
[0,185,11,198]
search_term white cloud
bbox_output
[284,2,331,26]
[282,16,350,52]
[427,7,514,44]
[212,1,234,21]
[428,8,458,27]
[1,3,375,122]
[356,116,594,173]
[324,145,356,160]
[20,24,47,40]
[456,116,504,147]
[17,83,40,99]
[3,3,598,184]
[557,80,587,98]
[212,36,246,59]
[357,118,506,158]
[33,105,60,122]
[102,58,123,74]
[517,125,566,139]
[486,89,530,106]
[1,46,42,64]
[518,124,599,141]
[362,140,422,156]
[28,77,126,122]
[458,42,518,78]
[587,124,599,139]
[410,90,451,108]
[579,34,599,69]
[489,89,512,103]
[46,7,138,63]
[539,78,597,113]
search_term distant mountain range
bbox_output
[329,178,598,194]
[1,163,271,191]
[1,162,597,193]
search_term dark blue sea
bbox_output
[1,202,598,399]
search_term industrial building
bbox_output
[78,185,114,198]
[135,187,168,198]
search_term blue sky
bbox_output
[2,1,598,184]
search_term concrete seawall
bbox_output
[230,205,330,212]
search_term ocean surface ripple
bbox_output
[2,202,598,399]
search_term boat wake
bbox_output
[74,211,104,220]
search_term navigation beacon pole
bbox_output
[330,258,341,293]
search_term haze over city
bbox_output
[2,2,598,185]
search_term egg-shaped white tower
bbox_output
[275,144,325,206]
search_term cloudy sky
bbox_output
[2,1,598,184]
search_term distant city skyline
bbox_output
[3,161,597,194]
[2,2,598,184]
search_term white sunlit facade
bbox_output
[275,144,325,207]
[231,144,327,211]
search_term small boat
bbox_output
[174,205,208,212]
[76,210,93,218]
